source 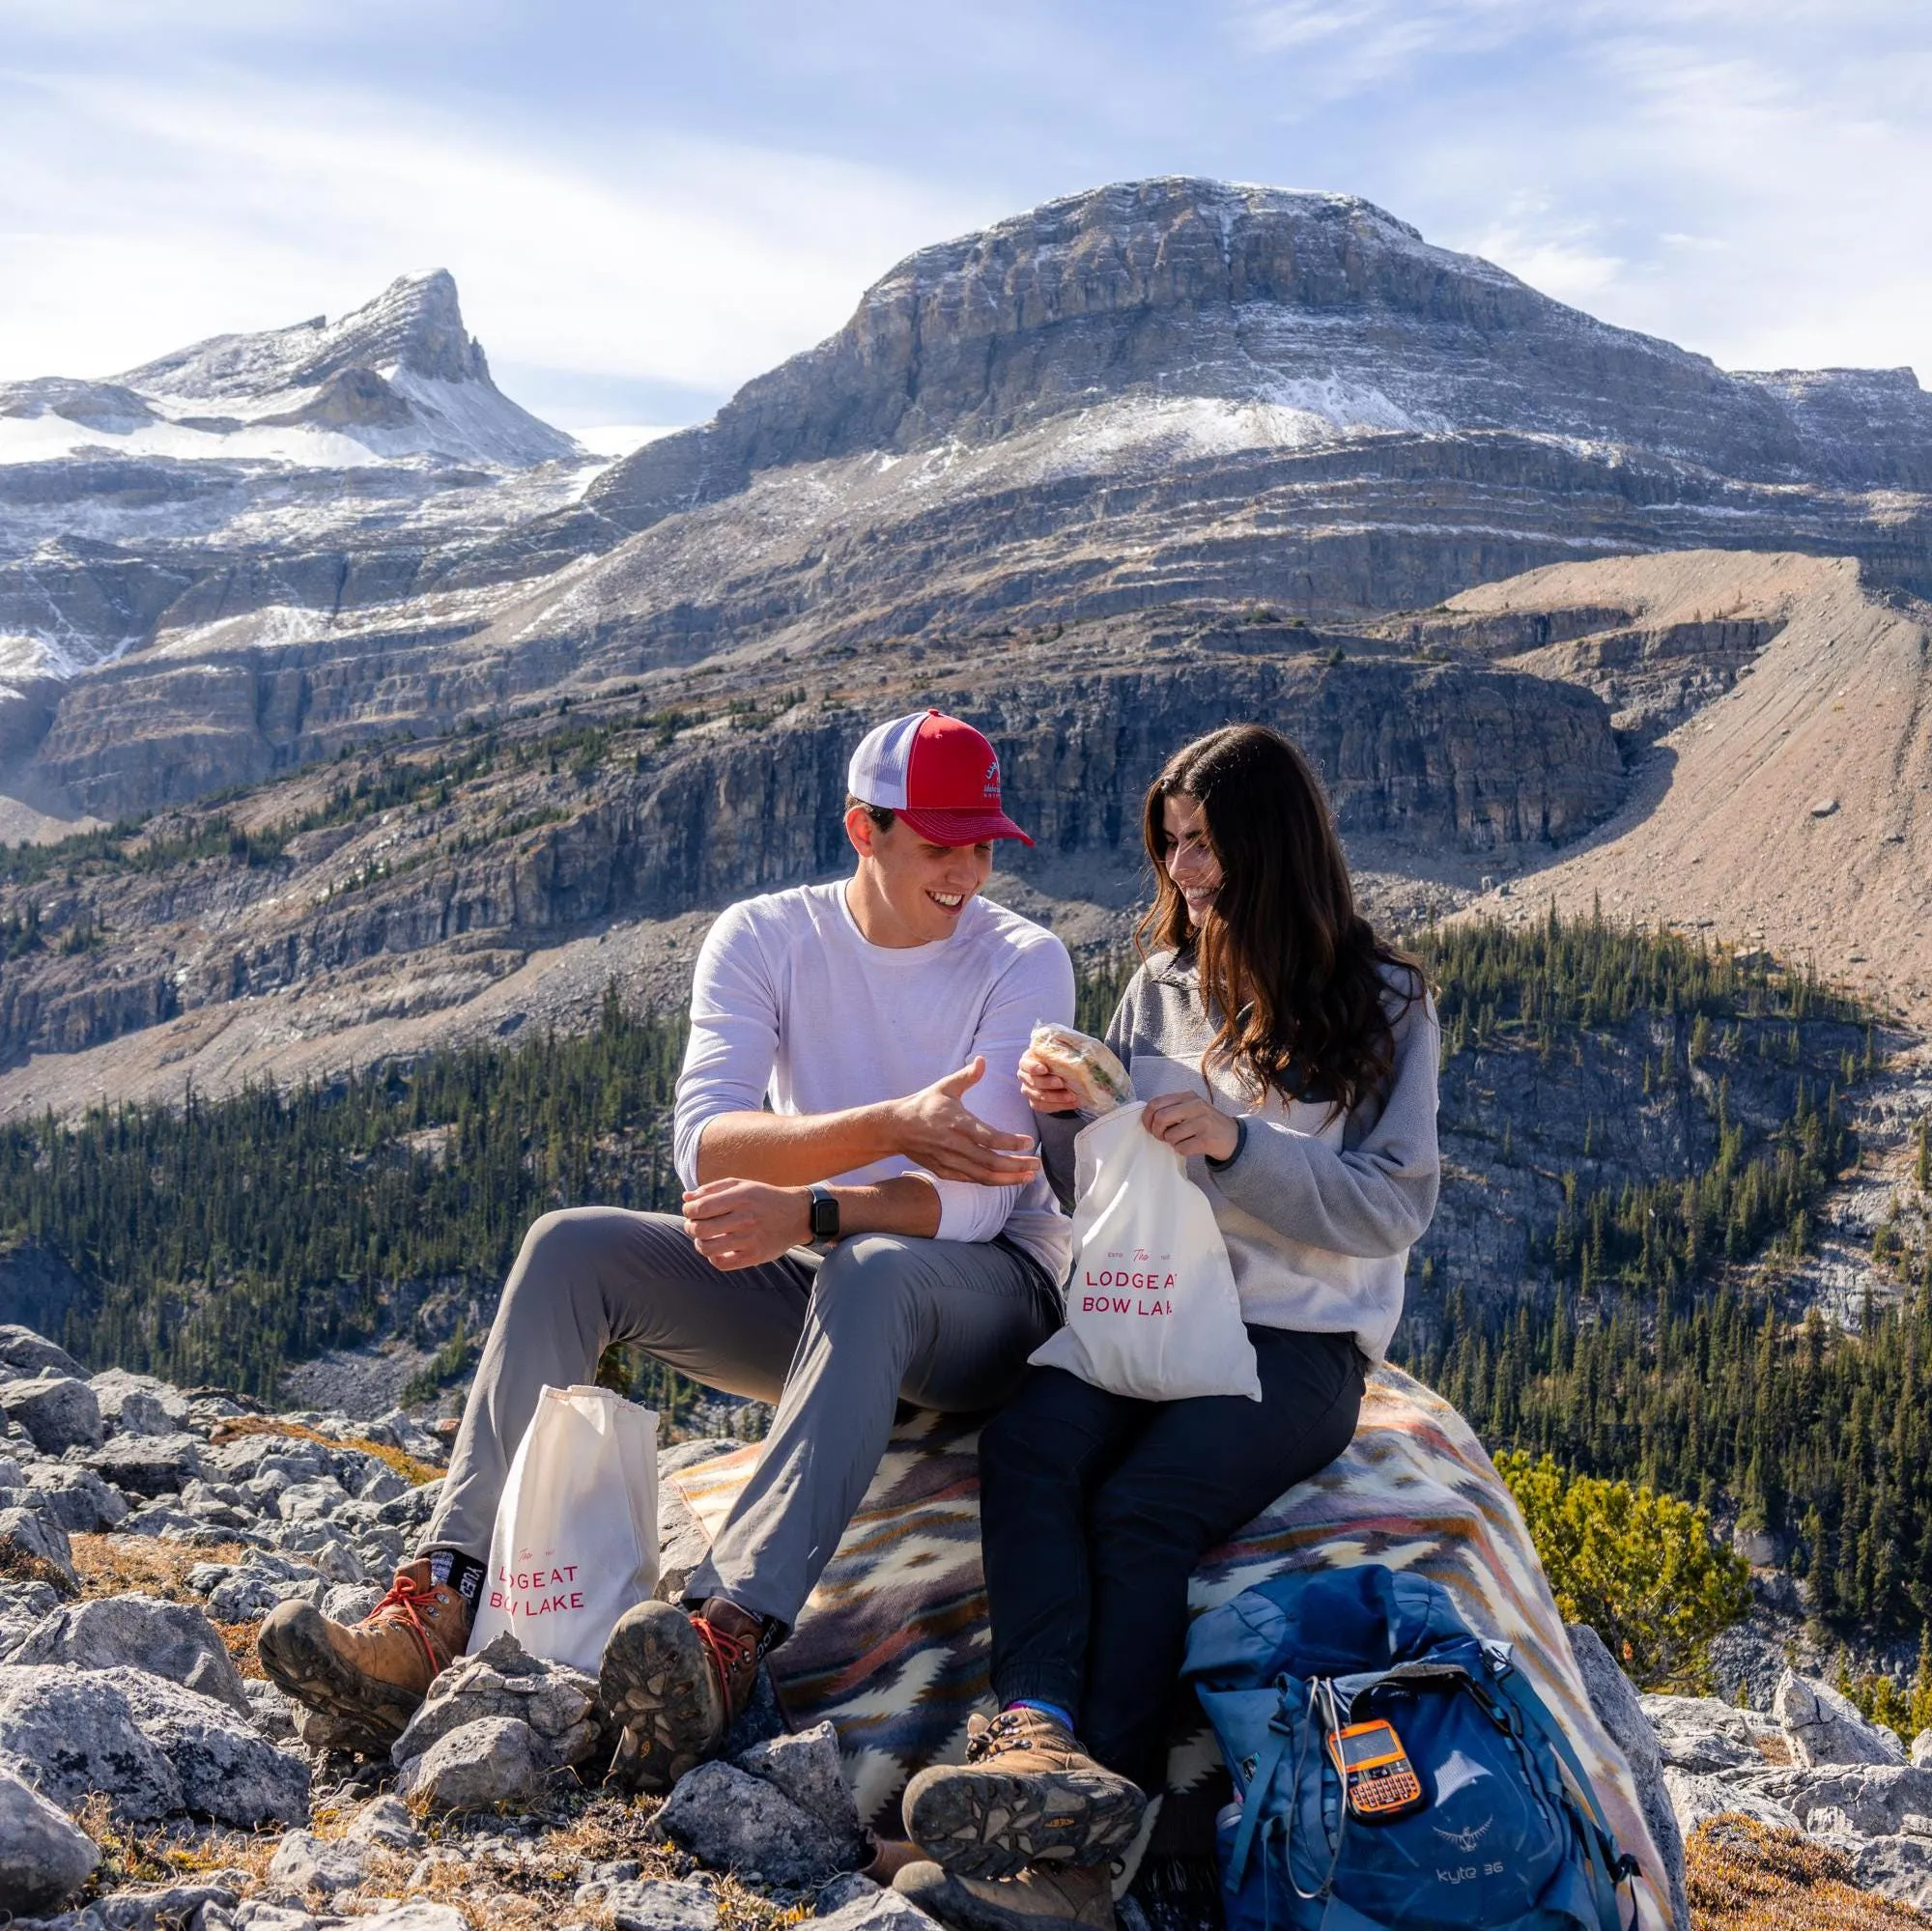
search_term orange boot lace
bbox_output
[693,1612,756,1685]
[366,1571,454,1680]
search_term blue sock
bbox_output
[1006,1697,1076,1732]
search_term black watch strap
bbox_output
[808,1185,840,1241]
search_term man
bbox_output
[259,708,1075,1791]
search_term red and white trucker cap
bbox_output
[848,709,1034,847]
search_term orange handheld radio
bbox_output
[1325,1718,1427,1824]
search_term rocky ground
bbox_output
[2,1318,1931,1931]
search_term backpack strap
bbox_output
[1225,1716,1296,1894]
[1478,1662,1644,1931]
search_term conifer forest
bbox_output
[0,912,1921,1635]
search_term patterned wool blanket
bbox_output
[672,1365,1670,1931]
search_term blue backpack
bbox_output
[1181,1564,1641,1931]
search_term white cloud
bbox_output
[1,0,1927,422]
[1229,1,1932,378]
[0,66,987,399]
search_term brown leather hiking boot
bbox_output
[256,1557,471,1752]
[904,1709,1147,1881]
[599,1595,770,1793]
[894,1860,1115,1931]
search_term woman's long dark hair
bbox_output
[1136,724,1423,1114]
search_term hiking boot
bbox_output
[903,1708,1147,1880]
[599,1595,770,1793]
[256,1557,471,1752]
[894,1860,1115,1931]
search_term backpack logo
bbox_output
[1434,1818,1493,1852]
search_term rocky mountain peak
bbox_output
[856,177,1507,338]
[588,173,1932,531]
[114,270,485,402]
[0,270,578,472]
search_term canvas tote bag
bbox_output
[1031,1102,1263,1401]
[468,1382,660,1671]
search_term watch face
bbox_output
[811,1192,838,1238]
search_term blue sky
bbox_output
[3,1,1927,443]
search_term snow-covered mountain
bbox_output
[3,181,1931,822]
[0,271,580,471]
[590,179,1932,530]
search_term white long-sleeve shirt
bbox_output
[673,881,1076,1282]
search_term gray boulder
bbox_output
[395,1714,548,1812]
[232,1903,323,1931]
[0,1663,184,1819]
[275,1478,351,1524]
[366,1408,446,1465]
[817,1875,886,1916]
[1774,1667,1907,1768]
[1704,1624,1792,1713]
[0,1327,83,1380]
[1849,1833,1932,1911]
[1638,1692,1769,1775]
[1751,1762,1932,1838]
[344,1792,422,1850]
[85,1433,205,1498]
[654,1759,845,1887]
[0,1503,75,1593]
[245,1678,299,1742]
[353,1463,409,1505]
[267,1829,369,1898]
[84,1881,241,1931]
[1661,1767,1796,1837]
[308,1538,368,1584]
[656,1480,714,1605]
[89,1369,189,1436]
[1914,1729,1932,1770]
[391,1632,604,1772]
[735,1720,867,1868]
[0,1762,99,1914]
[202,1551,326,1623]
[0,1376,102,1454]
[818,1888,940,1931]
[115,1500,200,1538]
[345,1906,468,1931]
[24,1462,129,1532]
[100,1665,311,1826]
[12,1593,252,1716]
[0,1577,59,1660]
[1566,1627,1688,1931]
[602,1879,720,1931]
[321,1582,384,1625]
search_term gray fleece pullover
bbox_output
[1037,954,1440,1361]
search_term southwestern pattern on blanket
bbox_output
[672,1365,1671,1931]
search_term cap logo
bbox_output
[983,756,1000,799]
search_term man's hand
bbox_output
[1141,1090,1241,1163]
[885,1057,1041,1184]
[683,1178,810,1271]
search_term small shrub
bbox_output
[1687,1814,1932,1928]
[1497,1450,1752,1689]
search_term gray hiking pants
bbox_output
[423,1207,1059,1628]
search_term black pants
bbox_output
[980,1325,1366,1793]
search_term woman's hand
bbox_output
[683,1178,810,1270]
[1018,1046,1084,1115]
[1141,1090,1241,1163]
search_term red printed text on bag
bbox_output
[488,1560,586,1619]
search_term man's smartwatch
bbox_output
[808,1185,840,1242]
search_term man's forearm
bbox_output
[829,1175,943,1240]
[695,1106,901,1185]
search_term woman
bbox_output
[896,724,1441,1931]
